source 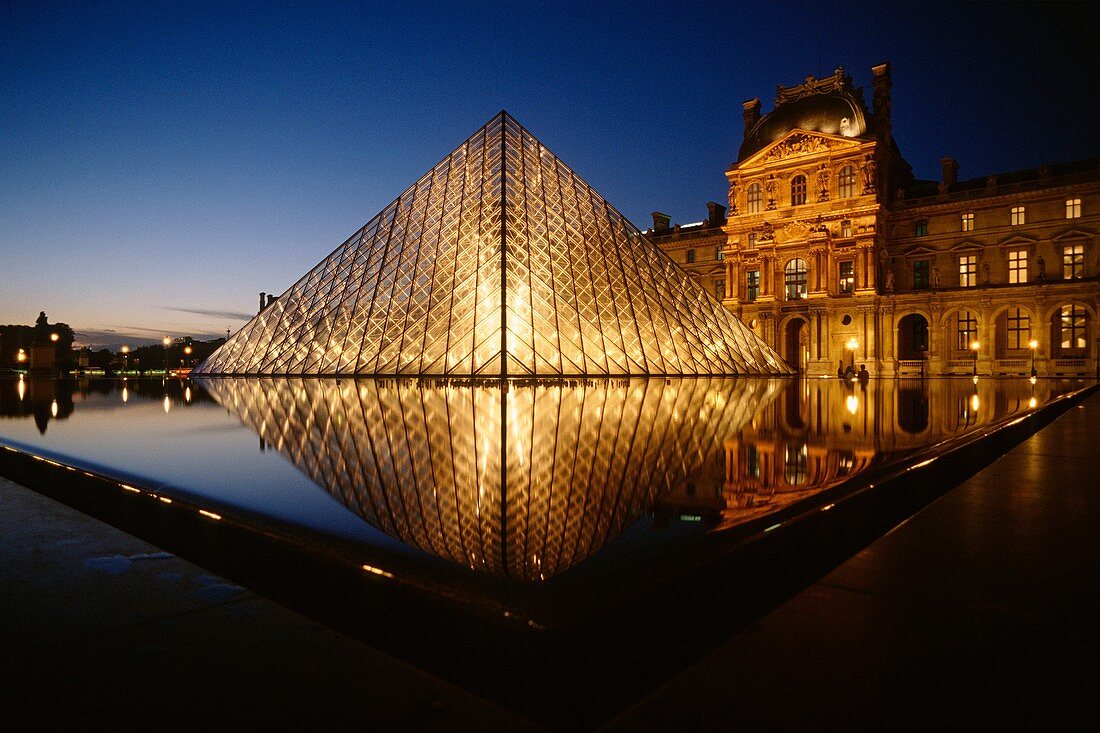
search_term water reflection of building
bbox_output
[653,64,1098,378]
[0,377,75,434]
[684,378,1061,530]
[199,377,780,580]
[0,377,210,433]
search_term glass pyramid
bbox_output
[195,112,786,377]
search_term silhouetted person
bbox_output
[857,364,870,383]
[843,364,855,380]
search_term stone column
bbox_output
[725,259,738,301]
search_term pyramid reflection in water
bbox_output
[195,112,785,377]
[199,377,780,580]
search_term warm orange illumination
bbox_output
[16,349,26,363]
[163,396,171,413]
[50,399,58,417]
[845,337,859,351]
[970,393,980,411]
[120,484,141,493]
[970,340,980,352]
[1028,396,1038,408]
[1028,339,1039,350]
[362,564,395,579]
[158,496,173,504]
[845,394,858,414]
[120,345,130,354]
[49,332,59,342]
[199,509,222,520]
[163,336,172,347]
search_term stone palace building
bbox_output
[650,63,1099,377]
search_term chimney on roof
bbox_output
[267,294,277,308]
[706,201,727,227]
[259,292,267,314]
[871,63,892,137]
[742,98,761,138]
[940,157,959,188]
[651,211,671,233]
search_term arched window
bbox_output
[1055,304,1088,355]
[838,165,856,198]
[785,258,807,300]
[790,175,807,206]
[746,183,762,213]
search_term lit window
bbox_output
[747,183,762,214]
[957,311,978,351]
[1066,198,1082,219]
[1063,244,1084,279]
[959,254,978,287]
[838,261,854,293]
[1011,206,1026,226]
[840,219,852,238]
[685,249,695,264]
[838,166,856,198]
[714,278,725,299]
[1006,308,1030,350]
[913,260,930,289]
[745,270,760,302]
[1008,249,1028,284]
[1059,305,1087,350]
[790,175,807,206]
[785,258,807,300]
[914,219,928,237]
[716,246,724,261]
[961,213,974,231]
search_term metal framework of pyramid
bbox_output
[195,112,786,377]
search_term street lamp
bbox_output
[1028,339,1038,378]
[16,349,26,363]
[182,344,193,369]
[845,337,859,377]
[49,333,59,342]
[120,345,130,372]
[162,336,172,375]
[970,340,980,380]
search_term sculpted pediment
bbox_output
[741,129,864,166]
[997,233,1038,247]
[774,218,828,244]
[1052,228,1094,241]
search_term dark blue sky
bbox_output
[2,1,1097,347]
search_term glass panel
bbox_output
[193,113,787,377]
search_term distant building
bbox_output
[652,64,1099,377]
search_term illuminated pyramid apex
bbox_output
[196,111,787,377]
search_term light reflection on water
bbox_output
[0,375,1081,581]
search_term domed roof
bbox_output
[738,89,869,162]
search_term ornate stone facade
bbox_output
[652,63,1100,377]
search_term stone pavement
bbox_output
[606,389,1100,730]
[0,475,533,730]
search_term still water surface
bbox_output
[0,375,1082,585]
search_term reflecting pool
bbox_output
[0,375,1085,601]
